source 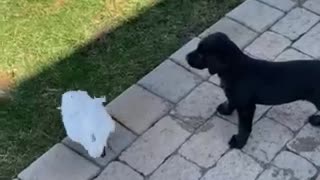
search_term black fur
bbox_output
[186,32,320,149]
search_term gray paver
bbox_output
[287,124,320,166]
[218,105,270,124]
[266,101,317,131]
[149,155,201,180]
[139,60,202,103]
[62,137,116,167]
[245,31,291,61]
[170,82,225,130]
[293,23,320,58]
[275,48,312,62]
[209,75,220,85]
[199,17,258,49]
[293,0,308,5]
[201,150,263,180]
[227,0,284,32]
[62,122,136,166]
[304,0,320,15]
[119,116,190,175]
[258,0,296,12]
[271,8,320,40]
[94,161,143,180]
[258,151,317,180]
[243,118,294,163]
[106,122,136,153]
[170,38,210,79]
[244,49,262,59]
[107,85,172,134]
[18,144,100,180]
[179,116,236,168]
[270,151,317,179]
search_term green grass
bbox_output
[0,0,242,178]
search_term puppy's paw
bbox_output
[217,103,233,115]
[228,135,246,149]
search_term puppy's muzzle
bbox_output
[186,52,206,69]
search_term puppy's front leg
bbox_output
[217,100,235,115]
[229,104,255,149]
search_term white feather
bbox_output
[60,90,115,158]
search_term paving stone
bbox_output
[242,118,294,163]
[199,17,258,49]
[18,144,100,180]
[275,48,312,62]
[274,153,318,179]
[245,31,291,61]
[149,155,201,180]
[62,137,116,167]
[218,105,270,124]
[119,116,190,175]
[244,49,262,59]
[139,60,202,103]
[304,0,320,15]
[94,161,143,180]
[179,116,236,168]
[257,151,317,180]
[271,8,320,40]
[293,23,320,58]
[170,38,210,79]
[292,0,308,5]
[227,0,284,32]
[170,82,225,130]
[209,75,220,85]
[259,0,296,12]
[201,150,263,180]
[107,85,172,134]
[106,122,137,153]
[266,101,317,131]
[287,124,320,166]
[62,122,136,167]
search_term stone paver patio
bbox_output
[17,0,320,179]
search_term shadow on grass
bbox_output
[1,0,242,178]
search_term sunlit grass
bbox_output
[0,0,159,83]
[0,0,242,178]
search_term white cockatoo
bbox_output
[59,90,115,158]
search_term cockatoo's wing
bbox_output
[60,91,115,158]
[83,97,115,158]
[61,91,92,143]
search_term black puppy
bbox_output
[186,32,320,149]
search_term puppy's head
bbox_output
[186,32,243,75]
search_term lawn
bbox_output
[0,0,242,178]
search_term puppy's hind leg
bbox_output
[217,100,236,115]
[229,104,255,149]
[308,98,320,126]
